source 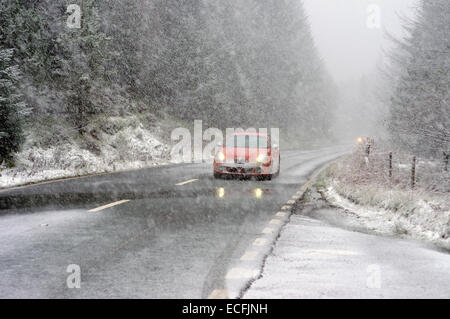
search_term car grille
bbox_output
[226,167,259,174]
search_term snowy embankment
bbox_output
[319,153,450,250]
[0,115,171,189]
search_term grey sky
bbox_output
[303,0,419,83]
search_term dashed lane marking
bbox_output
[210,167,327,299]
[225,268,259,279]
[240,251,258,261]
[300,179,314,191]
[175,179,199,186]
[269,219,281,225]
[88,200,130,212]
[303,249,359,256]
[253,238,267,246]
[208,289,228,299]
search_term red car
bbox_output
[213,132,280,180]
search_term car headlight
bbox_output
[216,151,225,162]
[256,154,270,164]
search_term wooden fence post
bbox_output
[365,143,371,157]
[389,152,393,178]
[411,156,416,189]
[444,152,449,172]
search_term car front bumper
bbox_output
[214,162,270,175]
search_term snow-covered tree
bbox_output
[0,0,338,145]
[55,0,113,134]
[101,0,145,94]
[387,0,450,156]
[0,0,53,85]
[0,48,25,166]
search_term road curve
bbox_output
[0,146,348,298]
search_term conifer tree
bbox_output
[388,0,450,155]
[56,0,112,134]
[0,48,25,166]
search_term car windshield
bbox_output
[225,135,268,148]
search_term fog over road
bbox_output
[0,147,347,298]
[1,145,449,299]
[1,0,448,303]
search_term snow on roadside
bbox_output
[324,182,450,250]
[0,124,170,189]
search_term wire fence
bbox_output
[339,144,450,195]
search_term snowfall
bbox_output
[0,122,171,189]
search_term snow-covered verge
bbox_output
[317,155,450,250]
[0,114,173,189]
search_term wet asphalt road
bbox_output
[0,147,347,298]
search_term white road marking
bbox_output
[287,199,295,205]
[262,227,274,234]
[216,174,321,297]
[253,238,267,246]
[226,268,259,279]
[269,219,281,225]
[208,289,228,299]
[303,249,359,256]
[240,251,258,261]
[300,180,314,191]
[176,179,199,186]
[88,200,130,212]
[0,171,112,193]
